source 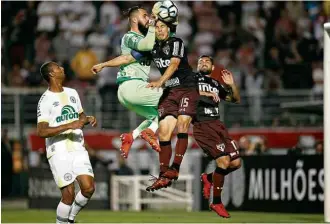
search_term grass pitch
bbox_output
[1,209,324,223]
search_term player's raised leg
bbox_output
[117,79,163,158]
[146,115,177,191]
[68,175,95,223]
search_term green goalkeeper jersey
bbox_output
[116,31,152,84]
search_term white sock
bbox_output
[148,120,158,133]
[56,201,71,223]
[132,129,140,139]
[68,191,90,221]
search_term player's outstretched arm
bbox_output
[79,112,97,127]
[147,57,180,89]
[222,70,240,104]
[91,55,136,74]
[37,121,84,138]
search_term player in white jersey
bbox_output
[37,62,97,224]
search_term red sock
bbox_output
[172,133,188,171]
[213,167,226,204]
[159,141,172,174]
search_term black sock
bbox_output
[171,163,180,171]
[68,219,74,223]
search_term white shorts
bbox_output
[48,150,94,188]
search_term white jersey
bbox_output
[37,87,85,159]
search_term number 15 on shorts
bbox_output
[180,98,189,108]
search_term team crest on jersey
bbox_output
[163,45,170,55]
[70,96,76,103]
[56,105,79,123]
[216,143,225,152]
[64,173,72,181]
[158,108,164,117]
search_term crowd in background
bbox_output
[2,1,328,91]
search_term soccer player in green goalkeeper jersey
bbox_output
[92,6,161,158]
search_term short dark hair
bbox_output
[198,55,214,65]
[124,6,144,23]
[40,62,55,82]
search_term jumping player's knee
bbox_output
[230,158,241,169]
[81,183,95,198]
[215,155,230,169]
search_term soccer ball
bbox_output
[157,0,178,23]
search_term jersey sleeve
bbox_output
[75,90,84,114]
[37,94,50,123]
[169,38,185,59]
[123,33,144,51]
[218,84,232,100]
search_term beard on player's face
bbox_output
[198,65,212,75]
[138,20,148,36]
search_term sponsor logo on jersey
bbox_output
[165,77,180,87]
[199,83,219,94]
[56,105,79,123]
[204,107,219,115]
[154,58,170,68]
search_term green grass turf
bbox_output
[1,209,324,223]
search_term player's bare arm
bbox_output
[91,55,136,74]
[37,121,84,138]
[79,112,97,127]
[147,57,180,89]
[199,91,220,103]
[222,69,240,104]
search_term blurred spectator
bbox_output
[85,144,112,169]
[34,32,51,63]
[1,129,13,198]
[7,10,26,67]
[24,1,38,63]
[238,136,255,156]
[87,25,110,62]
[312,62,323,97]
[265,46,282,91]
[11,140,28,197]
[52,31,70,64]
[97,57,121,129]
[36,1,57,32]
[25,62,44,86]
[315,141,323,155]
[70,45,98,80]
[242,66,264,125]
[8,64,25,87]
[100,0,120,29]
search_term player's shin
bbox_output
[172,133,188,171]
[68,191,90,222]
[212,167,227,204]
[56,202,71,223]
[159,141,172,174]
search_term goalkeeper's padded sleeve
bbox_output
[136,26,155,51]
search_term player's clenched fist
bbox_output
[87,116,97,127]
[91,63,104,75]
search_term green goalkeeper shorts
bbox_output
[117,79,163,120]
